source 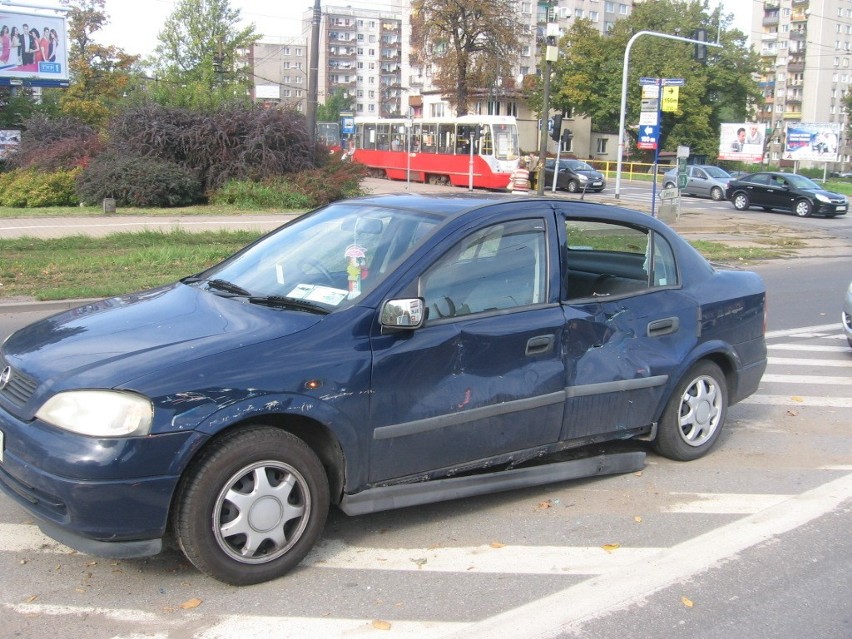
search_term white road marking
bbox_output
[767,344,850,353]
[741,394,852,408]
[761,373,852,385]
[768,357,852,368]
[445,472,852,639]
[765,323,841,339]
[661,493,791,514]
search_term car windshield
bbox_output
[563,160,593,171]
[785,174,821,190]
[191,203,441,311]
[703,166,731,178]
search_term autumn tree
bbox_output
[149,0,259,110]
[58,0,140,127]
[316,89,354,123]
[545,0,762,158]
[411,0,524,115]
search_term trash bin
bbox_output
[102,198,116,214]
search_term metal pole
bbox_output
[307,0,321,148]
[536,61,551,196]
[615,30,722,200]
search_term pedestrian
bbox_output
[509,159,530,194]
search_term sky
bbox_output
[90,0,755,59]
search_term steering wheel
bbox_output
[299,259,336,286]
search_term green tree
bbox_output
[411,0,524,115]
[149,0,259,109]
[58,0,140,127]
[316,89,353,123]
[546,0,762,159]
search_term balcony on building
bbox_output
[789,30,806,41]
[762,14,780,27]
[782,111,802,120]
[787,59,805,73]
[791,11,808,22]
[328,17,356,31]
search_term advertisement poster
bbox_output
[783,122,840,162]
[0,10,69,86]
[0,129,20,158]
[718,122,765,162]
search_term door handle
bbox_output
[647,317,679,337]
[526,335,555,356]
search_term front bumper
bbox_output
[0,407,200,556]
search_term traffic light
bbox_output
[550,114,562,142]
[693,28,707,62]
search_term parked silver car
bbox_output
[663,165,733,201]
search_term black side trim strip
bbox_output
[565,375,669,398]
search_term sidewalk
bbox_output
[2,177,849,313]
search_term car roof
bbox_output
[336,193,673,233]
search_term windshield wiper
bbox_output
[248,295,330,314]
[206,279,252,297]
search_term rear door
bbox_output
[368,213,566,483]
[559,214,698,442]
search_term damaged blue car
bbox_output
[0,194,767,585]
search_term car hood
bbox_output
[4,283,323,394]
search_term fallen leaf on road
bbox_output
[371,619,392,630]
[681,596,694,608]
[786,410,798,416]
[180,598,202,609]
[791,396,804,403]
[537,500,552,510]
[410,557,427,569]
[25,595,38,603]
[634,516,642,523]
[489,541,505,549]
[601,543,621,553]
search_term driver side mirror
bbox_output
[380,298,425,330]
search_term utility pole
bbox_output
[536,17,559,195]
[307,0,322,148]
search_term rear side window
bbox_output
[563,220,677,300]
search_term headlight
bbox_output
[578,174,588,182]
[815,193,830,203]
[36,390,153,437]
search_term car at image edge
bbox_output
[843,281,852,348]
[0,194,768,586]
[725,171,848,217]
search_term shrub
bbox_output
[0,168,80,207]
[210,179,313,210]
[76,152,202,207]
[7,114,102,172]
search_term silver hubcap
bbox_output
[677,375,722,447]
[213,461,310,564]
[735,195,747,209]
[796,202,809,216]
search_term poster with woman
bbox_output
[0,10,68,86]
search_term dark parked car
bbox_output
[844,281,852,348]
[662,165,732,201]
[0,195,767,585]
[725,172,848,217]
[537,158,606,192]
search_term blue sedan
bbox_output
[0,195,767,585]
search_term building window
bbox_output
[619,4,629,15]
[368,104,376,112]
[597,138,608,154]
[605,1,615,12]
[589,11,599,21]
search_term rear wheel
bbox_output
[174,427,329,585]
[654,361,728,461]
[732,192,750,211]
[663,181,676,190]
[710,186,724,201]
[794,199,813,217]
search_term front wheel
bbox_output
[174,427,329,585]
[732,192,750,211]
[654,361,728,461]
[794,199,813,217]
[710,186,724,201]
[567,180,580,193]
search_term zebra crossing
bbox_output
[0,322,850,639]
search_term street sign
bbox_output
[641,84,660,99]
[640,77,660,85]
[677,173,688,189]
[659,187,679,200]
[639,111,659,125]
[637,124,659,150]
[661,85,679,112]
[641,98,659,111]
[662,77,685,86]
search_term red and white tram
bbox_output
[351,115,521,189]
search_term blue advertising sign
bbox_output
[637,124,659,150]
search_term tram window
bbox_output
[409,124,421,152]
[457,125,474,155]
[480,126,493,155]
[438,124,455,154]
[363,124,377,150]
[421,124,437,153]
[377,123,391,150]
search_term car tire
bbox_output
[663,181,676,190]
[653,361,728,462]
[710,186,724,201]
[732,192,750,211]
[794,199,813,217]
[567,180,579,193]
[174,426,329,585]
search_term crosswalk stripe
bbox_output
[767,344,850,353]
[742,394,852,407]
[661,493,791,513]
[768,357,852,367]
[761,373,852,385]
[764,323,840,339]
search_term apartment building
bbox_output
[754,0,852,166]
[248,38,308,111]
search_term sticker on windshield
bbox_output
[287,284,349,306]
[345,244,368,299]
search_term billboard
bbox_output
[783,122,840,162]
[0,9,69,87]
[718,122,765,162]
[0,129,20,158]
